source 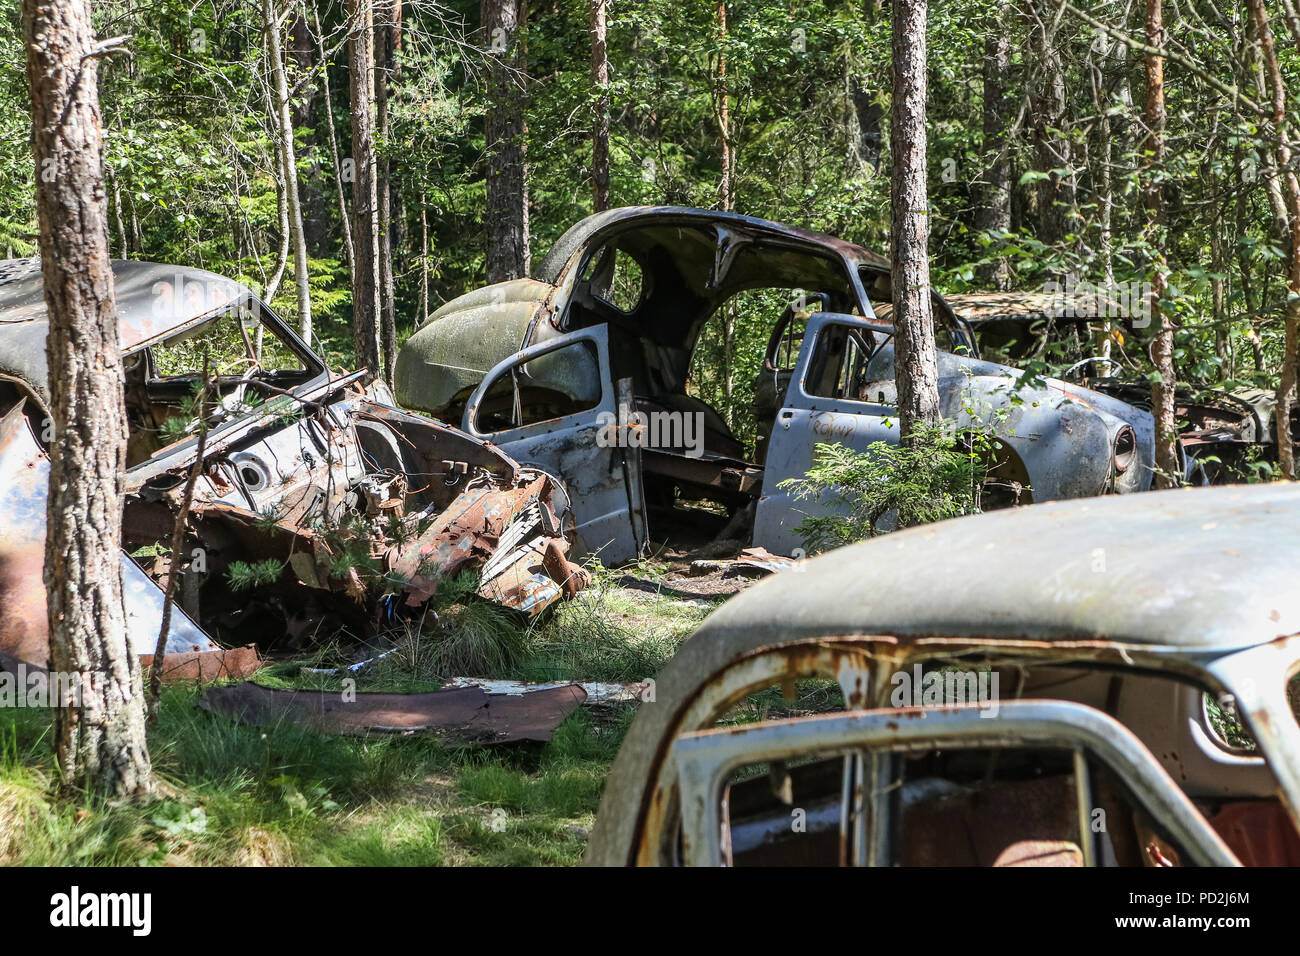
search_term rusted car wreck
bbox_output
[586,483,1300,866]
[942,290,1300,485]
[0,259,587,678]
[396,206,1156,562]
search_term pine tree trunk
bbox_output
[891,0,941,441]
[375,0,400,383]
[264,0,312,342]
[1251,0,1300,477]
[349,0,383,376]
[590,0,610,212]
[974,2,1011,290]
[482,0,530,282]
[1145,0,1179,488]
[23,0,151,797]
[1088,36,1116,360]
[714,1,735,424]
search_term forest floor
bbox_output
[0,559,776,866]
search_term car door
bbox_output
[461,324,645,563]
[753,311,901,555]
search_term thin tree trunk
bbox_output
[1088,36,1116,360]
[1145,0,1179,487]
[714,1,734,424]
[22,0,151,796]
[891,0,942,441]
[419,189,430,326]
[1251,0,1300,477]
[1024,0,1076,248]
[974,1,1012,290]
[590,0,610,212]
[482,0,530,282]
[349,0,383,376]
[264,0,312,342]
[313,6,355,280]
[714,1,733,213]
[375,0,400,382]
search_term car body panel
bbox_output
[585,483,1300,866]
[0,259,589,675]
[397,208,1158,562]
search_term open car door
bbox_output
[462,324,645,563]
[753,311,900,556]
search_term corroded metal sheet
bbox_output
[199,680,587,743]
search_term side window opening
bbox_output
[474,340,602,432]
[582,246,644,315]
[124,305,314,467]
[804,322,877,402]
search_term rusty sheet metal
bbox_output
[139,645,262,682]
[0,400,261,681]
[387,472,587,614]
[199,680,587,743]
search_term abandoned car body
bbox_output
[944,290,1300,484]
[395,207,1156,562]
[0,258,587,677]
[584,483,1300,866]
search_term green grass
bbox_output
[0,568,714,867]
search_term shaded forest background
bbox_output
[1,0,1296,421]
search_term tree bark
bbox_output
[348,0,383,377]
[590,0,610,212]
[1023,0,1076,248]
[974,1,1012,290]
[1251,0,1300,478]
[1145,0,1179,487]
[1088,34,1116,360]
[713,1,735,423]
[714,1,734,212]
[264,0,312,342]
[482,0,530,282]
[23,0,151,796]
[891,0,941,441]
[375,0,400,383]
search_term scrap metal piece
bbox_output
[0,401,260,680]
[441,677,649,703]
[199,680,587,743]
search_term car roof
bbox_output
[0,259,255,405]
[695,483,1300,654]
[533,205,890,284]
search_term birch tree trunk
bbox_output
[891,0,941,440]
[23,0,151,796]
[264,0,312,342]
[313,6,355,281]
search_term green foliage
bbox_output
[779,422,990,553]
[226,558,284,592]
